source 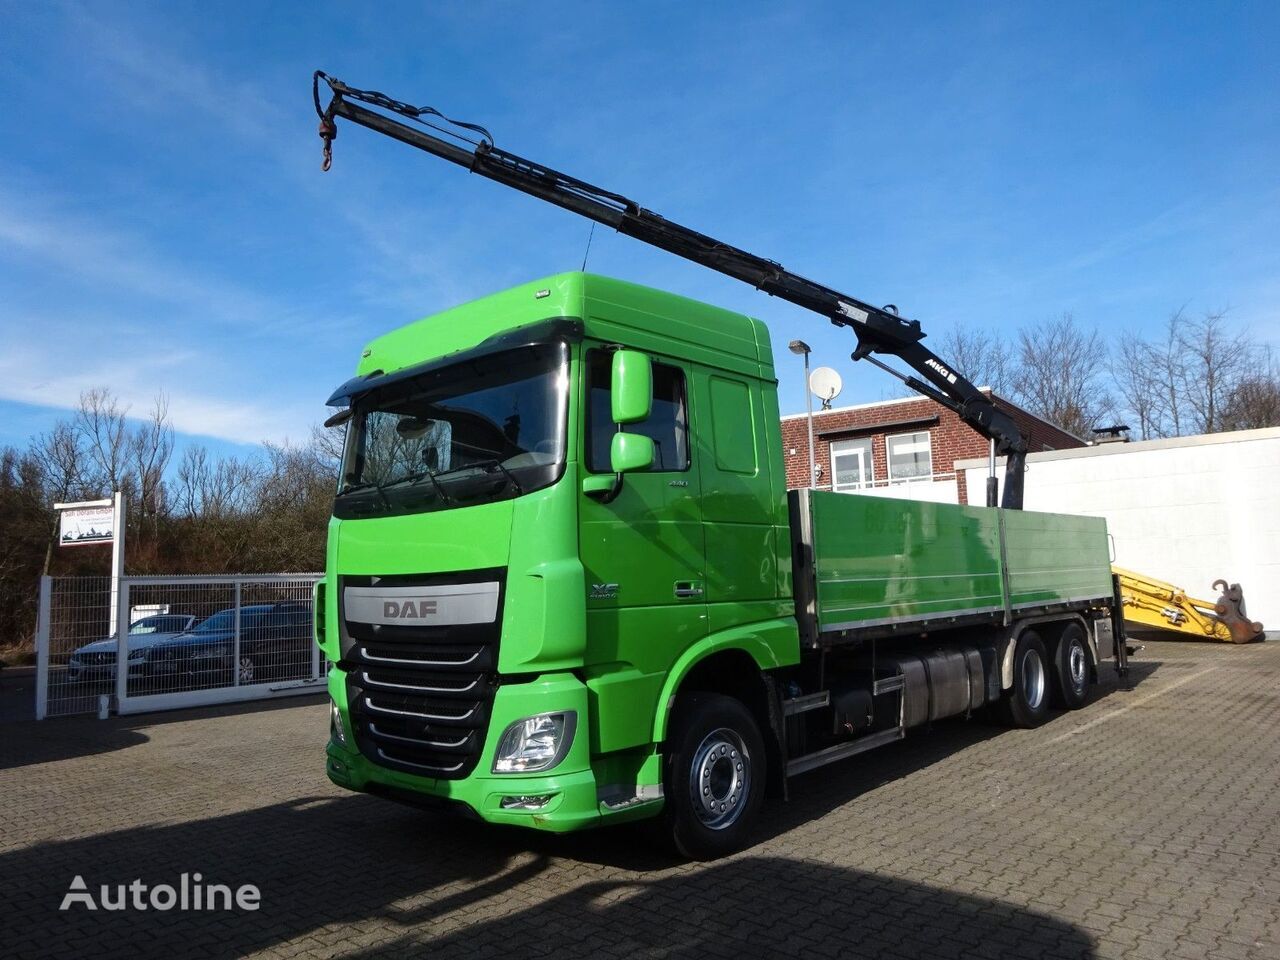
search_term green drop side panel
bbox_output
[809,492,1004,631]
[1000,508,1113,608]
[807,492,1113,634]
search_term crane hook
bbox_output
[319,117,337,172]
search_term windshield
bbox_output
[193,610,237,633]
[131,615,189,634]
[334,341,569,519]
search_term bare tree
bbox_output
[1151,311,1187,437]
[30,421,90,576]
[1177,310,1252,435]
[1012,313,1113,438]
[130,394,174,530]
[1219,349,1280,431]
[937,325,1014,395]
[1111,332,1171,440]
[175,445,260,518]
[75,387,130,494]
[310,421,347,474]
[174,444,210,517]
[31,421,87,504]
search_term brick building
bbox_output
[780,390,1086,505]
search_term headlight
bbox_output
[492,712,576,774]
[330,699,349,747]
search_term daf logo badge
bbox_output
[589,583,619,600]
[382,599,438,619]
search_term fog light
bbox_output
[330,699,349,747]
[500,794,555,810]
[492,711,576,773]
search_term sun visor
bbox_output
[325,317,583,407]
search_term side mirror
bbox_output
[611,350,652,424]
[610,432,654,473]
[323,407,353,429]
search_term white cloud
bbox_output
[0,193,283,327]
[0,341,315,446]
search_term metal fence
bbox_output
[36,574,324,719]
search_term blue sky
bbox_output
[1,1,1277,459]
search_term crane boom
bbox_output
[313,71,1029,509]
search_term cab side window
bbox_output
[585,350,689,472]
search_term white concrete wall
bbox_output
[960,428,1280,626]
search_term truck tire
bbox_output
[663,692,766,860]
[998,630,1051,728]
[1051,623,1090,710]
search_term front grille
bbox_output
[340,570,504,780]
[81,651,116,665]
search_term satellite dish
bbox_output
[809,367,843,409]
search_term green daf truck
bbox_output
[311,74,1128,858]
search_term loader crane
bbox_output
[313,71,1030,509]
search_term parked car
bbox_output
[67,614,199,683]
[148,602,313,686]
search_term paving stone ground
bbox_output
[3,638,1278,960]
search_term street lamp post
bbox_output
[788,340,817,490]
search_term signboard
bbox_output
[52,495,127,695]
[59,505,115,546]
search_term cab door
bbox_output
[692,371,784,633]
[577,346,706,751]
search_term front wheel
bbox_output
[663,693,766,860]
[999,630,1052,728]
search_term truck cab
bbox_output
[318,272,799,847]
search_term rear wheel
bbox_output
[1051,623,1091,710]
[663,693,766,860]
[999,630,1051,728]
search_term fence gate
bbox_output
[36,574,324,719]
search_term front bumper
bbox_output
[326,668,657,832]
[67,659,149,682]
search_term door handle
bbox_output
[674,581,704,599]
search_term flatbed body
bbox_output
[792,490,1115,645]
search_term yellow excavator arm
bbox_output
[1113,567,1265,643]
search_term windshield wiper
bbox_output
[479,459,523,494]
[432,457,524,495]
[393,469,453,504]
[338,479,391,510]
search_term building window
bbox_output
[585,350,690,472]
[886,431,932,482]
[830,437,874,491]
